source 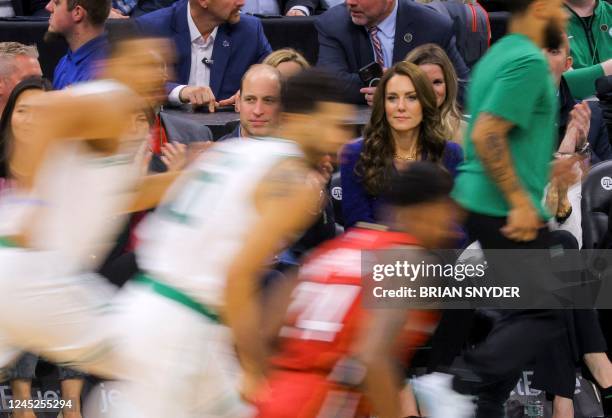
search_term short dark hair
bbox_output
[67,0,110,26]
[0,76,52,179]
[505,0,536,15]
[281,68,345,114]
[381,162,453,206]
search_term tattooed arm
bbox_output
[224,157,323,402]
[471,113,542,241]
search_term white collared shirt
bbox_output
[168,3,218,105]
[370,0,397,68]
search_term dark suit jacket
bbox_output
[315,0,469,104]
[136,0,272,101]
[11,0,48,15]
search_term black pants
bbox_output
[452,212,566,418]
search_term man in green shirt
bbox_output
[414,1,582,417]
[564,0,612,98]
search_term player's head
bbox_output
[237,64,282,138]
[506,0,568,50]
[104,37,174,107]
[280,68,354,163]
[380,162,458,249]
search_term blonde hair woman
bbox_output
[262,48,310,79]
[405,43,465,143]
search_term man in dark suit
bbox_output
[316,0,469,105]
[136,0,272,110]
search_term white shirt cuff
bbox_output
[289,6,309,15]
[169,85,187,105]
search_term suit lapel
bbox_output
[210,24,232,98]
[392,0,417,63]
[352,25,373,68]
[172,0,192,84]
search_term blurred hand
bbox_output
[550,154,584,189]
[179,86,218,112]
[218,90,239,107]
[317,155,334,183]
[285,8,307,16]
[240,372,269,404]
[161,142,187,171]
[108,8,128,18]
[567,102,591,146]
[359,86,377,107]
[135,142,153,177]
[501,196,543,242]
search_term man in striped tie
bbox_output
[315,0,469,105]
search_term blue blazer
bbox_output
[315,0,469,105]
[340,138,463,228]
[136,0,272,101]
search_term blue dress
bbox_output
[339,138,463,228]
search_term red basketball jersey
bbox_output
[271,226,420,373]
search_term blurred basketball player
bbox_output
[256,163,467,418]
[99,68,354,418]
[0,37,182,379]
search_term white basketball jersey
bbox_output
[0,80,141,272]
[136,138,303,308]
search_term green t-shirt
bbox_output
[452,34,557,220]
[566,0,612,71]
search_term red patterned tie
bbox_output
[368,26,385,68]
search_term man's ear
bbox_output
[235,92,241,112]
[565,56,573,72]
[72,4,85,23]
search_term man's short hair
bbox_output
[281,68,344,114]
[505,0,535,15]
[0,42,39,78]
[239,64,281,93]
[67,0,110,26]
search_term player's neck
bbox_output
[565,0,597,17]
[508,16,545,48]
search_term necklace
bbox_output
[394,153,417,161]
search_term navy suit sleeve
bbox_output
[442,35,469,106]
[588,102,612,164]
[340,141,375,228]
[315,16,365,105]
[256,19,273,62]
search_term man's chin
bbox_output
[44,30,65,43]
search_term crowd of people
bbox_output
[0,0,611,417]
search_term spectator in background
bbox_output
[0,76,85,418]
[221,64,281,140]
[2,0,48,16]
[0,43,41,117]
[136,0,272,110]
[563,0,612,99]
[340,61,463,228]
[547,33,611,164]
[45,0,110,90]
[315,0,469,105]
[263,48,309,79]
[405,43,465,144]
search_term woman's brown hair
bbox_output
[355,61,447,196]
